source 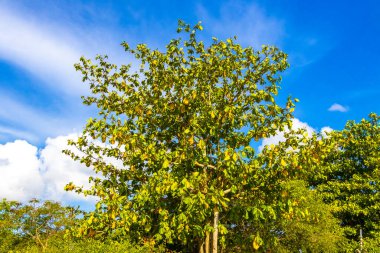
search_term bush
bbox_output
[6,238,167,253]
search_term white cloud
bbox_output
[0,3,135,95]
[0,7,86,95]
[328,103,349,112]
[258,118,315,152]
[0,140,44,202]
[320,126,333,137]
[0,4,93,144]
[258,118,333,152]
[197,1,284,48]
[39,133,97,204]
[0,134,97,205]
[0,132,130,206]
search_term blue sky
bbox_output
[0,0,379,206]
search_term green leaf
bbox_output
[162,159,170,169]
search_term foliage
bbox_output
[361,237,380,253]
[0,198,81,252]
[219,132,311,252]
[65,21,301,252]
[275,180,346,252]
[0,199,161,253]
[308,113,380,244]
[7,238,166,253]
[0,200,22,252]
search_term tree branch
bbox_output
[223,188,231,194]
[194,161,216,169]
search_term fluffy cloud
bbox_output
[39,133,97,204]
[258,118,315,152]
[320,126,333,137]
[258,118,332,152]
[0,134,96,205]
[328,103,349,112]
[0,140,44,202]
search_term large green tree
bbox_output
[66,21,301,252]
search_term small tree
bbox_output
[0,198,81,252]
[66,21,299,252]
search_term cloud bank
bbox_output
[0,133,96,205]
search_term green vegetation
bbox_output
[1,22,379,252]
[0,199,164,253]
[310,114,380,242]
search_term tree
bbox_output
[66,21,300,252]
[0,198,81,252]
[0,199,162,253]
[305,113,380,251]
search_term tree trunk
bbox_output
[205,231,210,253]
[212,207,219,253]
[199,239,205,253]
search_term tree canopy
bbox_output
[0,199,80,252]
[65,21,304,252]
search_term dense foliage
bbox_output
[307,114,380,250]
[275,180,346,252]
[0,199,164,253]
[0,199,80,252]
[63,20,309,252]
